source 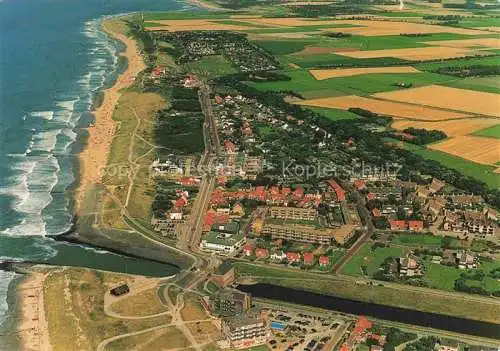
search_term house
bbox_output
[270,251,286,262]
[429,178,445,193]
[398,255,422,276]
[178,176,201,187]
[151,66,166,80]
[212,262,235,287]
[243,243,254,256]
[293,186,304,200]
[327,180,346,202]
[457,250,477,269]
[443,210,465,233]
[372,208,382,217]
[255,248,269,258]
[416,185,431,200]
[232,203,245,217]
[224,140,236,154]
[303,252,314,266]
[286,252,301,263]
[110,284,129,297]
[390,220,407,231]
[353,179,367,191]
[465,211,496,237]
[408,220,424,232]
[319,255,329,267]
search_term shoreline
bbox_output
[16,269,51,351]
[74,17,146,214]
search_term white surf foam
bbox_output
[30,111,54,121]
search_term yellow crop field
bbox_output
[319,20,488,36]
[429,136,500,165]
[310,66,421,80]
[422,38,500,50]
[391,119,500,136]
[335,46,482,60]
[374,85,500,117]
[296,95,472,120]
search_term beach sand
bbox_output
[17,270,51,351]
[75,19,146,213]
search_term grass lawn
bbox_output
[109,286,168,317]
[106,327,189,351]
[250,69,454,98]
[400,142,499,189]
[186,55,238,79]
[472,124,500,139]
[234,262,302,279]
[390,234,461,248]
[423,262,462,291]
[340,243,405,277]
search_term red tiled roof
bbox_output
[243,243,254,253]
[372,208,381,217]
[408,220,424,231]
[255,248,269,258]
[366,192,376,201]
[390,220,407,231]
[353,179,366,190]
[224,140,236,152]
[286,252,300,262]
[327,180,346,202]
[293,187,304,199]
[303,252,314,264]
[319,256,329,266]
[175,197,187,208]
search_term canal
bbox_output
[239,283,500,340]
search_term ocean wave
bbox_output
[30,111,54,121]
[1,16,120,237]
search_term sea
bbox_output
[0,0,197,328]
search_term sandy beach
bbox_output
[75,19,146,213]
[17,270,51,351]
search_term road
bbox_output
[178,82,220,252]
[332,190,374,273]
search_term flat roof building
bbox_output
[222,314,268,349]
[269,206,317,221]
[262,223,355,245]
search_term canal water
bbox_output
[239,283,500,340]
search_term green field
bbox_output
[308,107,359,121]
[185,55,238,79]
[391,234,445,247]
[423,262,462,291]
[249,69,454,98]
[472,124,500,139]
[400,142,499,189]
[341,243,405,277]
[415,55,500,71]
[441,75,500,94]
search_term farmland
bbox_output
[391,118,500,136]
[473,124,500,139]
[296,95,471,120]
[429,136,500,166]
[374,85,500,117]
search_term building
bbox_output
[243,243,254,256]
[408,220,424,232]
[262,223,355,245]
[319,256,329,267]
[390,220,407,231]
[255,248,269,258]
[457,250,477,269]
[269,206,317,221]
[327,179,346,202]
[429,178,446,193]
[286,252,301,263]
[221,314,269,349]
[110,284,129,297]
[212,262,236,287]
[465,211,496,237]
[303,252,314,265]
[211,288,251,317]
[398,255,422,277]
[200,231,245,255]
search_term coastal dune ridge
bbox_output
[75,14,147,213]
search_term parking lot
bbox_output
[262,308,349,351]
